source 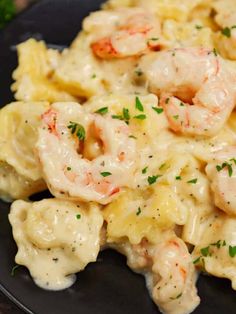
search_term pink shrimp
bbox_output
[90,9,163,59]
[139,47,236,136]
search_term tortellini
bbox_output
[12,39,76,102]
[103,185,187,244]
[9,198,104,290]
[0,101,49,201]
[53,34,105,98]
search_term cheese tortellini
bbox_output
[9,199,104,290]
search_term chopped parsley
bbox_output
[67,167,72,171]
[112,115,123,120]
[0,0,16,29]
[175,176,182,180]
[129,135,137,139]
[11,265,19,277]
[195,25,203,30]
[91,73,96,79]
[135,69,143,76]
[170,293,182,300]
[221,27,231,38]
[100,171,112,177]
[135,97,144,112]
[148,175,161,185]
[173,115,179,120]
[67,121,86,141]
[123,108,130,121]
[213,48,218,56]
[134,114,146,120]
[179,102,185,107]
[216,160,235,177]
[152,107,163,114]
[95,107,108,115]
[76,214,81,220]
[229,245,236,257]
[136,207,142,216]
[200,246,211,257]
[142,166,148,174]
[187,178,198,184]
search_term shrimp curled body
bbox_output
[140,48,236,136]
[37,102,137,204]
[90,8,163,59]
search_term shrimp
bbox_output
[139,47,236,136]
[90,8,163,59]
[36,102,137,205]
[114,235,199,314]
[206,146,236,216]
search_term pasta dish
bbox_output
[2,0,236,313]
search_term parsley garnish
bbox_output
[134,114,146,120]
[148,175,161,185]
[123,108,130,121]
[135,97,144,112]
[152,107,163,114]
[175,176,182,180]
[0,0,16,29]
[95,107,108,115]
[222,27,231,38]
[187,178,198,184]
[76,214,81,220]
[229,245,236,257]
[135,69,143,76]
[213,48,218,56]
[112,115,123,120]
[67,167,71,171]
[200,246,211,257]
[173,115,179,120]
[195,25,203,30]
[91,73,96,79]
[68,121,86,141]
[216,161,234,177]
[11,265,19,277]
[129,135,137,139]
[100,172,112,177]
[136,207,142,216]
[142,166,148,174]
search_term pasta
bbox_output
[2,0,236,313]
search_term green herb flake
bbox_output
[134,114,146,120]
[135,97,144,112]
[195,25,203,30]
[95,107,108,115]
[222,27,231,38]
[129,135,137,139]
[68,121,86,141]
[152,107,163,114]
[91,73,96,79]
[179,102,185,107]
[11,265,19,277]
[193,257,201,264]
[159,163,166,170]
[112,115,124,120]
[142,166,148,174]
[136,207,142,216]
[200,246,210,257]
[100,171,112,177]
[67,167,72,171]
[0,0,16,29]
[165,98,170,104]
[173,115,179,120]
[229,245,236,257]
[213,48,218,56]
[123,108,130,121]
[135,69,143,76]
[76,214,81,220]
[187,178,198,184]
[148,175,161,185]
[175,176,182,180]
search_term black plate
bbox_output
[0,1,236,313]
